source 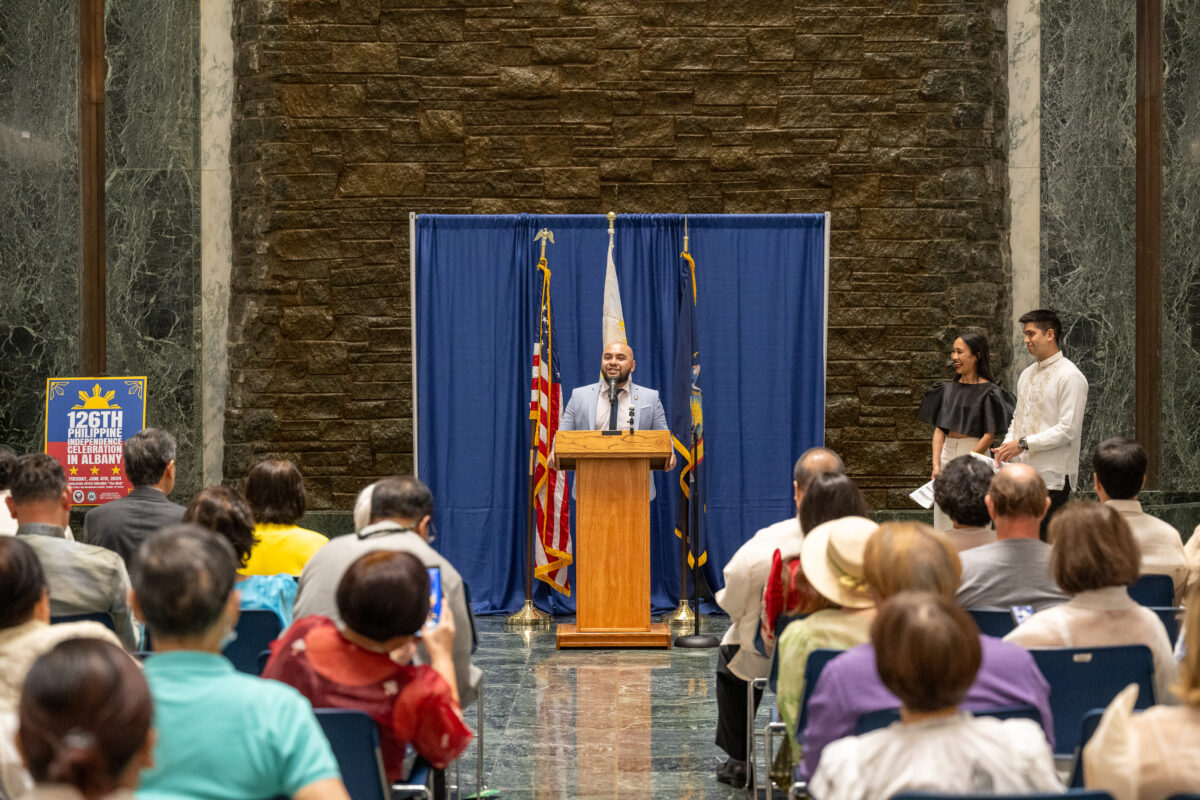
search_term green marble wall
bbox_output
[105,0,202,495]
[0,0,84,454]
[1042,0,1200,490]
[0,0,201,497]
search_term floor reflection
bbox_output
[469,615,744,799]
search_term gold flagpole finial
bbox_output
[683,216,689,254]
[606,211,616,234]
[534,228,554,259]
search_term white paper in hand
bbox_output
[910,480,936,509]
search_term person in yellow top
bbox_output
[241,460,329,576]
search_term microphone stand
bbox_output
[675,420,718,648]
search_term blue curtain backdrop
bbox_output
[415,213,826,615]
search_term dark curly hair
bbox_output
[184,486,259,568]
[932,455,993,527]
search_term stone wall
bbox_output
[227,0,1011,510]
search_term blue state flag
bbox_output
[671,249,710,585]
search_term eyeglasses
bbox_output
[357,520,437,544]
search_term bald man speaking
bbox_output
[549,341,675,495]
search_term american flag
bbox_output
[531,257,572,595]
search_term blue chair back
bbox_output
[794,649,841,737]
[1068,708,1106,788]
[1167,795,1200,800]
[49,612,117,633]
[855,704,1042,735]
[314,709,390,800]
[1149,606,1183,644]
[892,792,1113,799]
[765,613,802,694]
[1031,644,1155,758]
[223,609,283,674]
[968,608,1016,638]
[1128,574,1174,606]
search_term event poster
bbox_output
[44,377,147,506]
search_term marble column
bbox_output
[201,0,234,486]
[104,0,203,494]
[1040,0,1137,482]
[1161,0,1200,490]
[1007,0,1041,386]
[0,0,84,454]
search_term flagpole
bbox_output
[506,231,555,630]
[675,420,717,647]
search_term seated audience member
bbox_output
[131,524,350,800]
[1084,589,1200,800]
[713,448,844,787]
[0,538,125,798]
[810,592,1062,800]
[0,446,17,535]
[932,455,996,552]
[759,472,870,658]
[1093,437,1187,602]
[16,638,154,800]
[241,460,329,576]
[6,454,138,649]
[82,428,184,564]
[295,477,480,707]
[774,516,878,764]
[1005,500,1179,703]
[956,463,1068,610]
[801,522,1054,780]
[184,485,297,627]
[265,551,473,778]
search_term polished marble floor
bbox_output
[459,614,754,800]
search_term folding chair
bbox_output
[314,708,431,800]
[778,648,841,799]
[1127,574,1174,607]
[967,608,1017,638]
[891,792,1113,799]
[1068,708,1105,788]
[1030,645,1155,758]
[223,609,283,674]
[854,704,1042,735]
[746,614,809,792]
[458,581,483,798]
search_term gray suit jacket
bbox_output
[559,380,669,499]
[82,486,185,565]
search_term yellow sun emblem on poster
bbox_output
[72,384,122,410]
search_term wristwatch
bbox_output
[1018,437,1028,451]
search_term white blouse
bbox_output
[810,713,1062,800]
[1003,585,1180,704]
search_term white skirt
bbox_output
[933,436,981,531]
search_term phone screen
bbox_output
[427,566,443,626]
[1010,605,1034,626]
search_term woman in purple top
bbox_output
[799,522,1054,781]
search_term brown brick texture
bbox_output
[227,0,1011,510]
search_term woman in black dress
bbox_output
[918,330,1015,530]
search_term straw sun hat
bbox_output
[799,516,879,609]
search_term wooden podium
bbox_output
[553,429,673,648]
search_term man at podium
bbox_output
[550,342,675,491]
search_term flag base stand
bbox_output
[504,600,552,629]
[660,599,696,626]
[674,633,719,648]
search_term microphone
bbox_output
[607,376,618,406]
[628,403,635,431]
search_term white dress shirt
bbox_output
[593,381,633,430]
[1104,499,1187,603]
[1003,351,1089,490]
[715,516,804,681]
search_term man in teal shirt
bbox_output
[131,524,349,800]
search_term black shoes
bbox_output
[716,758,749,788]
